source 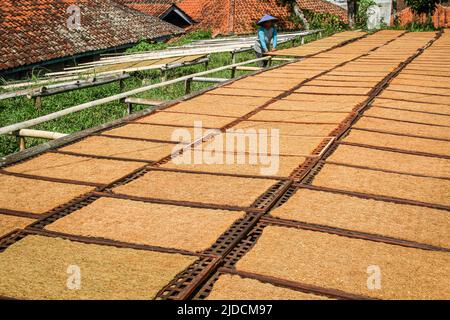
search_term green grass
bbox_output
[0,31,327,157]
[126,30,213,53]
[387,21,438,32]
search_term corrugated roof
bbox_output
[0,0,184,72]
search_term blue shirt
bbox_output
[254,27,278,53]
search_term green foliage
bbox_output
[170,29,213,46]
[126,30,212,53]
[0,29,344,157]
[276,0,296,9]
[386,0,438,31]
[355,0,377,29]
[0,31,270,157]
[125,40,166,53]
[403,21,437,31]
[383,22,436,31]
[302,10,348,33]
[274,0,348,32]
[405,0,439,16]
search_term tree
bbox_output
[278,0,310,30]
[405,0,439,23]
[347,0,358,28]
[355,0,376,28]
[392,0,398,26]
[406,0,439,16]
[291,2,310,30]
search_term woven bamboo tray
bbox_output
[0,173,92,214]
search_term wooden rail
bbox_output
[0,56,272,137]
[0,74,130,103]
[184,77,229,94]
[11,129,68,151]
[28,74,130,108]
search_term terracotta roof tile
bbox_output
[177,0,206,21]
[117,0,181,17]
[126,3,173,16]
[297,0,348,22]
[232,0,295,35]
[177,0,348,36]
[0,0,183,71]
[397,4,450,28]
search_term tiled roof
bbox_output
[232,0,296,35]
[177,0,206,21]
[179,0,232,35]
[0,0,184,72]
[125,3,173,17]
[118,0,181,17]
[298,0,348,22]
[177,0,348,36]
[119,0,195,29]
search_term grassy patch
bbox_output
[388,21,438,32]
[0,31,326,157]
[126,30,213,53]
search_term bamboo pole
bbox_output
[47,56,209,77]
[33,96,42,109]
[0,56,271,136]
[1,74,89,90]
[1,74,130,102]
[16,129,68,140]
[45,30,322,77]
[94,31,321,65]
[235,66,262,71]
[0,89,32,101]
[11,129,68,151]
[184,78,192,95]
[27,74,130,99]
[186,30,316,44]
[18,136,25,151]
[191,77,228,83]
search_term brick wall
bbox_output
[397,5,450,28]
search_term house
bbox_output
[177,0,348,36]
[0,0,184,79]
[119,0,195,28]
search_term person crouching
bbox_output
[254,15,278,67]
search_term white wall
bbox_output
[375,0,392,26]
[325,0,348,10]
